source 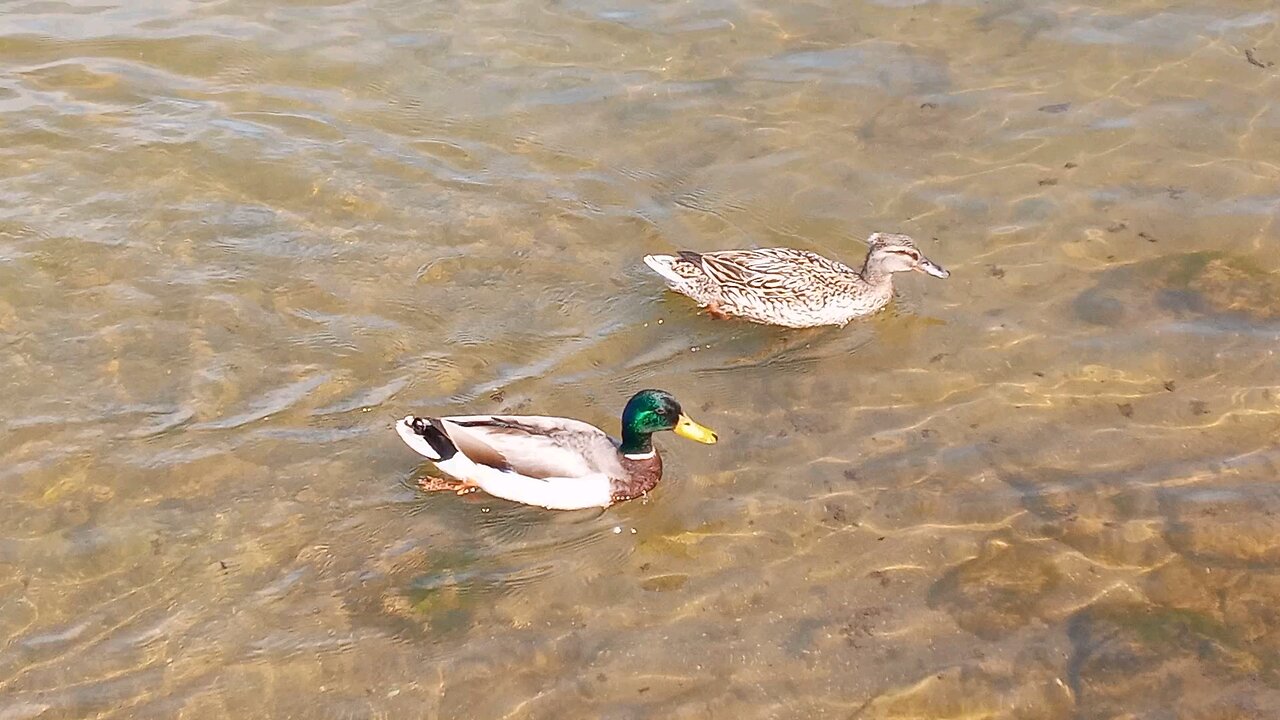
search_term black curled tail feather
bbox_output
[410,417,458,461]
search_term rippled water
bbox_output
[3,0,1280,717]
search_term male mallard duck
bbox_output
[643,232,949,328]
[395,389,717,510]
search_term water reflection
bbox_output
[2,0,1279,717]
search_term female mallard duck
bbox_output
[395,389,717,510]
[643,232,949,328]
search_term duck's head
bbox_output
[619,389,718,455]
[864,233,949,279]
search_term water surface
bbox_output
[3,0,1280,717]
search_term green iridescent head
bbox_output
[619,389,718,455]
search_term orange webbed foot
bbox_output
[705,302,730,320]
[415,477,482,496]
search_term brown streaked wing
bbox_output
[699,248,845,292]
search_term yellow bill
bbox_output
[673,414,718,444]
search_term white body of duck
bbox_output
[396,390,717,510]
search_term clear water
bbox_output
[2,0,1279,717]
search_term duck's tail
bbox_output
[643,253,691,288]
[396,416,458,461]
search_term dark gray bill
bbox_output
[917,258,950,279]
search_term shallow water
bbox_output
[2,0,1280,717]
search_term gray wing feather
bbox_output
[440,415,625,480]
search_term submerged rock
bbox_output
[1072,251,1280,327]
[1067,603,1271,717]
[928,538,1063,640]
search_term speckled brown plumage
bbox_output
[644,233,950,328]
